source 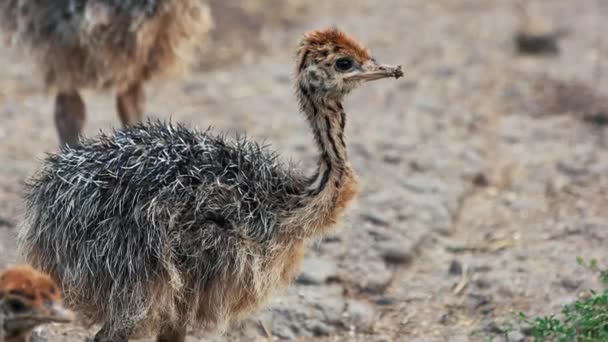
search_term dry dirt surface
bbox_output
[1,1,608,341]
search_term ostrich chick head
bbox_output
[296,28,403,101]
[0,266,74,341]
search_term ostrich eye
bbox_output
[335,57,354,72]
[6,299,27,313]
[48,286,57,295]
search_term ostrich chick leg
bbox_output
[157,325,186,342]
[116,82,145,127]
[55,90,86,148]
[93,323,132,342]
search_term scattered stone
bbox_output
[474,278,491,289]
[344,299,376,331]
[401,175,444,194]
[351,143,371,159]
[396,213,411,222]
[405,194,451,233]
[344,260,393,294]
[367,228,392,242]
[472,173,489,187]
[296,257,339,285]
[322,235,341,243]
[551,295,576,309]
[507,330,526,342]
[315,294,346,324]
[0,217,14,228]
[472,265,492,273]
[520,322,533,336]
[382,150,402,164]
[409,160,427,172]
[460,148,484,167]
[438,309,457,325]
[259,286,345,339]
[448,260,463,276]
[432,66,455,77]
[556,160,588,177]
[379,243,413,266]
[375,296,394,306]
[559,278,582,291]
[515,31,561,55]
[271,324,296,341]
[31,327,49,341]
[367,190,402,207]
[293,144,309,152]
[410,338,445,342]
[229,319,269,340]
[482,320,504,334]
[361,213,390,227]
[371,334,392,342]
[448,335,474,342]
[273,73,291,84]
[584,111,608,126]
[310,321,332,336]
[468,293,492,310]
[446,244,470,253]
[289,323,302,335]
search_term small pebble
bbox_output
[345,299,376,331]
[482,320,504,334]
[474,278,492,289]
[472,173,489,187]
[296,257,339,285]
[382,151,402,164]
[560,278,581,291]
[362,213,390,227]
[375,296,394,306]
[310,321,332,336]
[448,260,463,276]
[0,217,14,228]
[507,330,526,342]
[381,245,413,266]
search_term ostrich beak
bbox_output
[3,302,74,332]
[42,302,75,323]
[345,60,404,82]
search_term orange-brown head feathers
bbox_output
[297,28,371,71]
[0,265,73,339]
[0,266,61,304]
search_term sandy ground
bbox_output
[1,1,608,341]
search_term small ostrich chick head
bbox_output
[296,28,403,101]
[0,266,74,338]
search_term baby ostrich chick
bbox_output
[0,0,212,147]
[0,265,74,342]
[20,28,403,341]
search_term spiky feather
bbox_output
[20,120,309,334]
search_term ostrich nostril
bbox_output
[394,66,404,79]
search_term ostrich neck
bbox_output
[298,85,349,195]
[283,83,357,239]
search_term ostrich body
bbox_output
[0,266,74,342]
[0,0,212,147]
[19,28,403,341]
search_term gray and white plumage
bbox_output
[21,120,307,333]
